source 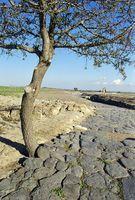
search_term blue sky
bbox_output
[0,49,135,92]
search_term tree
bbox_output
[0,0,134,157]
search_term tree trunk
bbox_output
[20,61,49,157]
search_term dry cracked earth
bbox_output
[0,101,135,200]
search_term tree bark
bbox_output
[20,61,50,157]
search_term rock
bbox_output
[105,163,129,179]
[89,188,120,200]
[23,158,43,170]
[36,145,50,160]
[63,174,80,185]
[70,140,80,153]
[81,133,95,143]
[122,176,135,200]
[109,182,120,194]
[101,151,122,163]
[51,147,67,162]
[84,173,106,189]
[24,170,33,180]
[43,157,58,169]
[33,167,56,180]
[120,158,135,170]
[79,189,90,200]
[0,178,13,198]
[63,183,80,200]
[2,188,29,200]
[10,167,25,183]
[55,161,68,171]
[20,177,37,191]
[66,155,77,162]
[123,151,135,159]
[123,139,135,148]
[30,187,42,200]
[71,166,83,178]
[32,171,66,198]
[80,155,104,174]
[81,145,101,158]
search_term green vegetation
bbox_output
[117,179,124,200]
[97,157,112,165]
[80,179,87,189]
[51,187,65,199]
[0,86,23,97]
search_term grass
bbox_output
[51,187,65,199]
[0,86,23,97]
[0,86,67,98]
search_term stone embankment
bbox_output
[0,101,135,200]
[82,93,135,110]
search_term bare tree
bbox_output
[0,0,134,156]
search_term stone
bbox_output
[2,188,29,200]
[0,178,13,198]
[123,151,135,159]
[36,171,66,197]
[63,174,80,186]
[84,173,106,189]
[120,158,135,170]
[43,157,58,169]
[23,158,43,170]
[30,187,45,200]
[79,189,90,200]
[31,171,66,199]
[81,145,101,158]
[89,188,120,200]
[63,183,80,200]
[56,161,68,171]
[71,166,83,178]
[33,167,56,180]
[122,176,135,200]
[36,145,50,160]
[80,155,104,174]
[59,134,70,142]
[105,163,129,179]
[81,134,95,143]
[10,167,25,183]
[70,138,80,152]
[20,177,37,192]
[68,132,76,141]
[123,139,135,148]
[101,151,122,163]
[106,179,120,194]
[24,170,34,180]
[51,147,67,162]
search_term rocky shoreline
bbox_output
[82,93,135,110]
[0,102,135,199]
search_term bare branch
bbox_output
[8,0,15,6]
[0,43,41,56]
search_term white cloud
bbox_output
[112,79,123,86]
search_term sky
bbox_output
[0,49,135,92]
